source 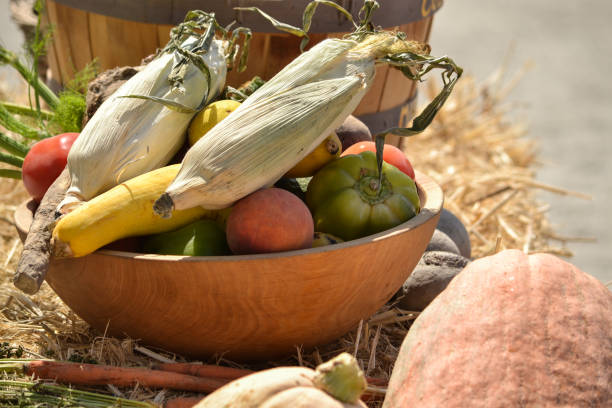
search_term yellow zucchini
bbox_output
[52,164,222,258]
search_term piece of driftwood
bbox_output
[13,168,70,294]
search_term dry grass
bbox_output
[0,68,584,406]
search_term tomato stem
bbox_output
[374,133,385,195]
[357,173,391,204]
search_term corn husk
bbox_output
[57,37,223,213]
[57,9,253,213]
[163,39,366,211]
[155,32,436,215]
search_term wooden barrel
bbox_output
[44,0,443,142]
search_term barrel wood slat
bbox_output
[40,6,63,90]
[88,13,159,71]
[157,25,172,49]
[45,1,93,85]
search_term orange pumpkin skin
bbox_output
[383,249,612,408]
[226,188,314,254]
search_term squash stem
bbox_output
[313,352,367,403]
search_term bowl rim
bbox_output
[17,171,443,262]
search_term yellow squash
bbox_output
[52,164,223,258]
[284,132,342,178]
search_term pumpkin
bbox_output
[383,249,612,408]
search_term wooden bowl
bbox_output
[14,172,443,361]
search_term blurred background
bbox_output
[429,0,611,284]
[1,0,610,284]
[1,0,28,98]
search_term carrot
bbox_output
[164,397,204,408]
[3,359,387,404]
[365,377,387,386]
[18,360,227,393]
[153,363,253,380]
[154,362,387,387]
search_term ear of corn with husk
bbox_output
[153,1,461,217]
[156,38,369,213]
[57,11,251,213]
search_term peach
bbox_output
[226,188,314,254]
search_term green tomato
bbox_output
[142,219,231,256]
[306,151,420,241]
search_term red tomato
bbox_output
[22,132,79,202]
[341,141,415,179]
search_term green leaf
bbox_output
[0,378,155,407]
[374,62,461,140]
[235,7,307,37]
[0,132,30,157]
[50,92,86,132]
[371,53,462,182]
[0,169,21,179]
[118,95,197,113]
[0,47,59,111]
[303,1,355,33]
[357,0,380,29]
[0,101,54,121]
[239,1,355,51]
[0,103,50,139]
[0,152,24,168]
